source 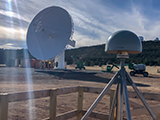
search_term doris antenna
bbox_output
[27,6,75,69]
[82,30,158,120]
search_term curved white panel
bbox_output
[27,6,73,60]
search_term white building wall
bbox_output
[54,50,65,69]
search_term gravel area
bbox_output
[0,67,159,120]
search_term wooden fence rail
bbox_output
[0,86,160,120]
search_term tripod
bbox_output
[81,58,158,120]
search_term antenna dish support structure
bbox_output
[54,39,75,69]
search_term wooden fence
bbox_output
[0,86,160,120]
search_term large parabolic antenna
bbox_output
[27,6,74,60]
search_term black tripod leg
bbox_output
[122,72,131,120]
[125,71,158,120]
[109,83,119,120]
[117,80,123,120]
[81,71,120,120]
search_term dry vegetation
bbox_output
[0,66,160,120]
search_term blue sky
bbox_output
[1,0,160,49]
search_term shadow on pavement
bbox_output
[35,69,150,87]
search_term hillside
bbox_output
[0,41,159,66]
[65,41,160,66]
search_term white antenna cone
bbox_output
[105,30,142,54]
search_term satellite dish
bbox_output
[27,6,73,60]
[105,30,142,54]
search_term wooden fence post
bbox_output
[77,86,84,120]
[110,89,116,120]
[0,93,8,120]
[49,88,57,120]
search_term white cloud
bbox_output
[0,0,160,49]
[0,26,27,40]
[68,0,160,45]
[73,31,103,47]
[0,10,29,22]
[0,43,21,49]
